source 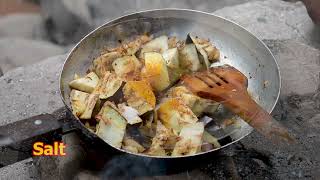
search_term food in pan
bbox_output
[68,34,221,156]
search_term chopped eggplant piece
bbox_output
[186,34,210,69]
[203,103,220,115]
[179,44,201,71]
[70,89,89,117]
[139,111,158,138]
[93,71,123,99]
[140,35,169,56]
[92,98,102,117]
[157,98,198,134]
[172,122,204,156]
[122,145,139,153]
[80,93,99,119]
[123,80,156,115]
[168,86,220,116]
[146,147,166,156]
[147,110,158,129]
[192,99,219,117]
[122,137,145,153]
[204,45,220,62]
[107,35,151,56]
[197,47,210,69]
[74,73,80,80]
[168,36,178,48]
[95,102,127,148]
[203,131,221,149]
[70,90,99,119]
[201,142,214,152]
[167,86,197,108]
[162,47,184,84]
[85,122,96,133]
[168,36,185,49]
[162,48,179,69]
[167,67,185,85]
[112,55,142,81]
[93,51,122,78]
[146,121,176,156]
[69,72,99,93]
[187,34,220,62]
[142,52,171,91]
[118,103,143,125]
[122,35,151,55]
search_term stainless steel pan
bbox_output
[60,9,280,159]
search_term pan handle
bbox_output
[0,114,63,146]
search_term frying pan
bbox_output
[59,9,280,159]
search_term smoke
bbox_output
[101,155,167,179]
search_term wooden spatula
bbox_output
[181,65,294,144]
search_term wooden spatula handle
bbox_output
[222,92,294,144]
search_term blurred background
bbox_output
[0,0,305,76]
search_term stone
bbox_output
[0,158,39,180]
[265,40,320,95]
[0,38,65,73]
[40,0,93,45]
[0,55,66,127]
[134,0,264,12]
[0,13,46,40]
[92,0,263,27]
[40,0,266,45]
[214,0,320,49]
[241,94,320,179]
[308,114,320,128]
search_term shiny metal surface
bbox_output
[60,9,280,158]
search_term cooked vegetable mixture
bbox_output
[69,34,222,156]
